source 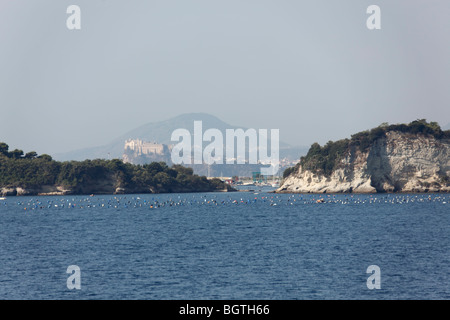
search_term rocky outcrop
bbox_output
[278,132,450,193]
[1,185,70,197]
[0,184,115,197]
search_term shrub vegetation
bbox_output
[283,119,449,178]
[0,144,228,193]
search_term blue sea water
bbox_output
[0,192,448,300]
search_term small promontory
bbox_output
[278,120,450,193]
[0,142,234,196]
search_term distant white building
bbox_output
[124,139,166,156]
[123,139,172,164]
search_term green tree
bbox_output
[24,151,38,159]
[37,154,53,161]
[10,149,24,159]
[0,142,9,155]
[283,166,296,179]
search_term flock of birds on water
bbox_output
[0,192,447,212]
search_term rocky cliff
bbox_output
[278,131,450,193]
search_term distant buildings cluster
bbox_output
[122,138,298,177]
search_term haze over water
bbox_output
[0,192,448,299]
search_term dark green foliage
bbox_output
[37,154,53,161]
[289,119,449,178]
[385,120,447,138]
[24,151,38,159]
[0,143,9,155]
[0,142,228,193]
[0,155,60,187]
[350,119,449,152]
[283,165,297,179]
[208,177,228,190]
[300,139,350,176]
[9,149,24,159]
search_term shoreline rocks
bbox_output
[1,184,236,197]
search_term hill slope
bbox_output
[278,120,450,193]
[54,113,306,162]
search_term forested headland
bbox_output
[0,142,233,196]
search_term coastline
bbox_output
[274,189,450,194]
[0,185,236,197]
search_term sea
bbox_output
[0,189,448,300]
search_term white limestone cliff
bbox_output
[278,132,450,193]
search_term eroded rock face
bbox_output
[278,132,450,193]
[1,185,73,197]
[0,187,18,197]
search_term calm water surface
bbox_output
[0,192,448,299]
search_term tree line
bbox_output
[0,142,229,193]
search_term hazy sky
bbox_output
[0,0,449,155]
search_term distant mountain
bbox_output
[54,113,308,163]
